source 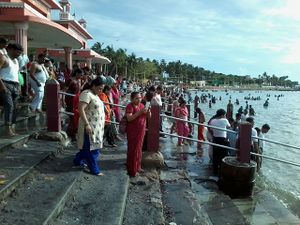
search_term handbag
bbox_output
[119,115,127,134]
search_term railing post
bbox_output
[237,122,252,163]
[147,105,160,152]
[186,104,191,119]
[46,79,61,132]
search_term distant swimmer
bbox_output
[238,106,243,114]
[226,100,233,120]
[249,105,255,116]
[263,98,269,107]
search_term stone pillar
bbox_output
[14,22,28,55]
[97,63,103,75]
[147,105,160,152]
[86,57,92,69]
[236,122,252,163]
[63,47,72,71]
[46,79,61,132]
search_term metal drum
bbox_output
[218,156,257,198]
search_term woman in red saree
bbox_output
[125,92,151,177]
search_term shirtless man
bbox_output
[29,53,48,112]
[0,43,23,136]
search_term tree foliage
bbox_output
[91,42,299,87]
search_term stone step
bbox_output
[49,148,129,225]
[0,133,130,225]
[0,142,81,225]
[0,112,46,137]
[16,102,31,117]
[0,140,65,200]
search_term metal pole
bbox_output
[58,91,127,109]
[251,152,300,168]
[253,136,300,151]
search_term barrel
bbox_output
[218,156,257,198]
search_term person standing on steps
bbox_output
[73,77,106,176]
[0,43,23,136]
[29,53,49,113]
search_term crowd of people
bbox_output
[160,89,271,175]
[0,37,271,178]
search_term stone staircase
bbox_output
[0,102,46,152]
[0,102,130,225]
[0,139,129,225]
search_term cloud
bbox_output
[59,0,300,82]
[263,0,300,20]
[281,41,300,64]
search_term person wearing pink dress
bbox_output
[111,83,121,122]
[125,92,151,177]
[175,100,189,146]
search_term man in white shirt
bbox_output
[151,85,165,137]
[0,43,23,136]
[259,124,270,153]
[209,109,231,175]
[29,53,49,113]
[151,85,162,107]
[257,124,270,171]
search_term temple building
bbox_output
[0,0,110,70]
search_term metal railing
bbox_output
[58,91,126,109]
[160,131,237,151]
[162,113,300,151]
[58,91,122,125]
[161,114,238,134]
[160,131,300,168]
[58,91,75,97]
[57,90,300,168]
[161,113,300,168]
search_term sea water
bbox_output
[187,89,300,214]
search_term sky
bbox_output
[62,0,300,82]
